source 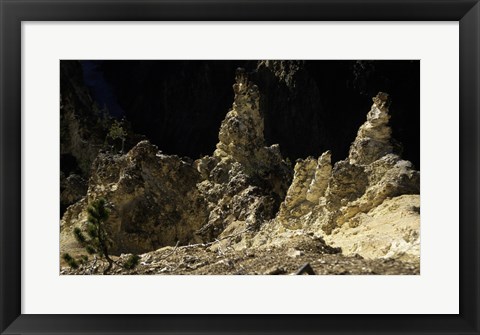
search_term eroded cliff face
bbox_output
[61,69,292,256]
[60,61,145,215]
[61,141,209,255]
[60,61,108,214]
[61,66,420,274]
[193,69,292,249]
[60,173,87,214]
[270,93,420,261]
[348,92,393,165]
[98,60,420,167]
[60,61,107,176]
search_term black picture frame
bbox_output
[1,1,479,334]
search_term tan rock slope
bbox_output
[271,92,420,261]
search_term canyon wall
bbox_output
[60,62,420,267]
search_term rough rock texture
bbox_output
[61,140,209,255]
[214,68,265,167]
[61,69,292,258]
[98,60,420,167]
[195,69,292,243]
[60,67,420,274]
[60,61,108,176]
[194,160,280,242]
[276,157,318,229]
[323,194,420,261]
[60,61,146,217]
[349,92,393,165]
[305,151,332,203]
[61,231,419,275]
[60,173,87,213]
[334,154,419,227]
[272,92,420,261]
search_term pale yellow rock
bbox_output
[305,151,332,204]
[214,69,264,167]
[271,92,420,263]
[323,195,420,262]
[348,92,393,165]
[282,157,317,210]
[195,68,291,243]
[335,154,419,227]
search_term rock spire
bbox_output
[348,92,393,165]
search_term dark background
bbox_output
[79,60,420,168]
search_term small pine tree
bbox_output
[107,120,127,153]
[74,198,114,274]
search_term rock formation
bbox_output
[60,65,421,274]
[61,68,292,257]
[214,68,264,167]
[60,173,87,213]
[272,93,420,260]
[60,61,145,216]
[348,92,393,165]
[305,151,332,204]
[60,61,108,176]
[276,151,332,229]
[323,194,420,262]
[194,68,292,243]
[61,141,209,255]
[98,60,420,167]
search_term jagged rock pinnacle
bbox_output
[270,92,419,261]
[192,69,292,242]
[348,92,393,165]
[214,68,264,166]
[281,157,318,212]
[305,150,332,204]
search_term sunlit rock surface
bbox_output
[61,68,420,274]
[61,141,209,255]
[271,92,420,261]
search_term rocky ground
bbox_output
[61,232,419,275]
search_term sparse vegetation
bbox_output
[74,198,114,274]
[62,253,79,269]
[123,254,140,270]
[73,227,86,243]
[107,119,127,153]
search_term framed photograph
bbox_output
[1,0,479,334]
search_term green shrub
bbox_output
[123,254,140,270]
[71,198,114,274]
[85,245,97,255]
[107,120,127,153]
[73,227,86,244]
[62,253,79,269]
[86,223,97,238]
